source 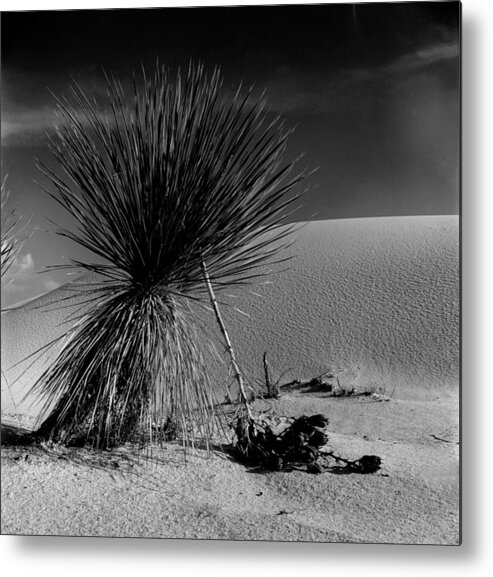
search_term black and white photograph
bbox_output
[1,1,460,546]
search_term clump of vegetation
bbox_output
[234,412,381,474]
[260,352,281,399]
[2,175,30,415]
[235,413,329,471]
[29,63,307,449]
[277,367,394,401]
[1,176,23,280]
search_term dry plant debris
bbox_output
[234,413,382,475]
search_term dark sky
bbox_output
[1,2,460,306]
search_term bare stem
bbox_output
[201,260,253,419]
[263,351,279,398]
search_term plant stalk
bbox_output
[263,351,271,394]
[201,260,253,419]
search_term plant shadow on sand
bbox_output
[1,423,37,447]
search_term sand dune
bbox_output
[1,215,460,543]
[2,215,459,417]
[218,215,459,397]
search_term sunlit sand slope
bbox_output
[1,215,459,419]
[221,214,459,397]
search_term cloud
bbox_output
[1,254,62,308]
[1,77,110,147]
[346,41,459,83]
[16,252,34,273]
[1,66,116,147]
[1,39,459,144]
[2,252,35,290]
[263,40,459,114]
[1,107,58,147]
[1,79,126,148]
[43,278,60,292]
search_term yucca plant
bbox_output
[31,62,306,449]
[2,175,31,412]
[1,176,21,279]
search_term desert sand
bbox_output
[1,215,459,543]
